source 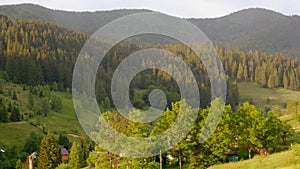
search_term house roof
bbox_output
[61,148,69,155]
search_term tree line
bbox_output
[217,46,300,90]
[5,100,293,169]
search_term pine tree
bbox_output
[12,90,17,100]
[0,82,3,94]
[28,93,34,110]
[237,63,244,81]
[58,134,71,149]
[69,141,84,169]
[0,97,8,122]
[0,107,8,122]
[10,105,21,122]
[283,71,289,89]
[37,132,60,169]
[41,98,50,116]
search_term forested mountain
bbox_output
[0,15,87,88]
[0,4,300,169]
[190,8,300,57]
[0,3,149,34]
[1,4,300,57]
[0,15,299,111]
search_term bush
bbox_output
[56,164,71,169]
[51,96,62,112]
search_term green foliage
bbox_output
[28,93,34,110]
[57,134,71,150]
[0,97,8,122]
[0,71,8,82]
[23,132,41,154]
[87,146,114,169]
[12,90,17,100]
[15,159,23,169]
[217,47,300,91]
[41,98,50,116]
[10,105,21,122]
[51,82,58,92]
[235,103,266,159]
[37,132,60,169]
[0,81,4,94]
[278,121,295,145]
[68,141,84,169]
[130,158,159,169]
[235,103,294,159]
[0,145,19,169]
[0,15,87,88]
[50,95,62,112]
[89,99,295,168]
[55,163,71,169]
[0,106,8,122]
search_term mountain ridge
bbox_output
[0,3,300,57]
[189,8,300,56]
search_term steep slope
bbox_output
[0,15,87,87]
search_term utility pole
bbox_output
[160,149,163,169]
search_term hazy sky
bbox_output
[0,0,300,18]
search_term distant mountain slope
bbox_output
[0,4,300,56]
[189,8,300,56]
[0,3,149,33]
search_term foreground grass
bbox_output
[238,82,300,107]
[209,145,300,169]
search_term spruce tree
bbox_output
[28,93,34,110]
[37,132,60,169]
[12,90,17,100]
[10,105,21,122]
[69,141,84,169]
[0,98,8,122]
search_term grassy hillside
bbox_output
[208,144,300,169]
[238,82,300,107]
[0,82,85,147]
[205,82,300,169]
[1,81,299,147]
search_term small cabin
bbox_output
[61,148,69,162]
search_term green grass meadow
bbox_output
[0,84,86,147]
[238,82,300,107]
[209,145,300,169]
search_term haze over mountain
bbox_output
[0,3,149,33]
[0,3,300,57]
[190,8,300,56]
